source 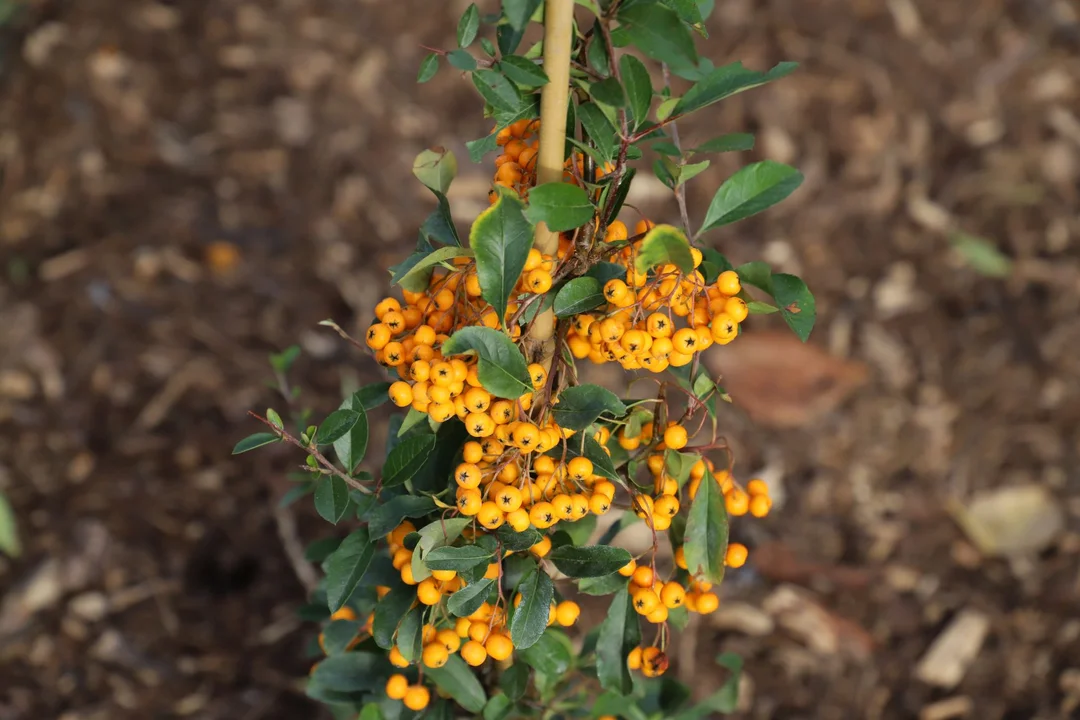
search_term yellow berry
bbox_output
[461,639,488,666]
[555,601,580,627]
[403,685,431,711]
[422,642,449,668]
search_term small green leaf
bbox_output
[576,102,617,164]
[411,517,473,582]
[735,260,772,291]
[552,384,627,431]
[457,3,480,48]
[367,496,437,539]
[746,300,779,314]
[500,662,530,701]
[524,182,594,232]
[447,49,478,71]
[510,567,553,650]
[586,19,611,76]
[496,525,542,552]
[269,345,300,375]
[950,231,1013,277]
[520,629,573,676]
[396,606,424,662]
[424,544,494,572]
[397,407,430,438]
[620,54,652,130]
[677,159,710,186]
[591,77,626,107]
[550,545,632,578]
[232,432,278,454]
[500,55,549,87]
[448,577,495,617]
[503,0,542,31]
[596,587,641,694]
[483,694,514,720]
[333,394,369,474]
[473,69,523,113]
[317,409,359,446]
[417,53,439,83]
[472,192,533,324]
[412,148,458,195]
[392,246,474,293]
[314,476,351,524]
[0,491,19,558]
[383,434,437,487]
[426,655,488,713]
[656,96,679,121]
[304,536,342,563]
[693,132,754,154]
[553,277,605,318]
[665,450,700,487]
[700,160,803,232]
[325,528,376,612]
[358,704,384,720]
[467,133,500,163]
[373,583,416,649]
[684,469,729,585]
[266,408,284,430]
[771,273,816,342]
[577,572,627,596]
[674,61,797,117]
[635,224,695,274]
[441,327,532,399]
[480,37,496,57]
[604,167,636,221]
[616,3,698,74]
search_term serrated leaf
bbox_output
[473,69,523,113]
[447,577,495,617]
[576,102,617,164]
[457,3,480,47]
[325,528,376,612]
[553,277,605,318]
[552,384,627,431]
[373,583,416,649]
[232,432,278,454]
[314,476,351,524]
[426,655,487,713]
[383,433,437,487]
[771,272,816,341]
[616,3,698,74]
[0,491,19,558]
[591,76,626,107]
[441,327,532,399]
[620,54,652,130]
[417,53,439,83]
[596,587,641,694]
[413,148,458,195]
[472,192,532,324]
[700,160,803,232]
[393,246,473,293]
[693,132,754,154]
[500,55,549,87]
[674,61,797,117]
[503,0,542,31]
[368,496,437,539]
[550,545,632,578]
[424,544,494,572]
[635,224,695,274]
[524,182,594,232]
[333,395,369,475]
[510,567,553,650]
[684,468,728,585]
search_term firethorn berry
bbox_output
[641,647,669,678]
[385,674,409,700]
[663,423,688,450]
[632,588,660,615]
[749,494,772,518]
[417,578,441,605]
[618,558,637,577]
[485,633,514,661]
[716,269,742,296]
[403,685,430,711]
[477,501,505,529]
[695,592,720,614]
[555,601,581,627]
[627,646,643,670]
[461,640,487,666]
[388,646,409,668]
[726,542,749,568]
[632,565,654,588]
[422,642,449,668]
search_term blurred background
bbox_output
[1,0,1078,718]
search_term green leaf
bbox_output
[735,260,772,291]
[677,159,710,186]
[550,545,632,578]
[496,525,543,551]
[510,567,553,650]
[635,224,695,275]
[448,49,478,71]
[448,577,495,617]
[325,528,376,612]
[473,69,523,113]
[620,54,652,131]
[304,536,342,563]
[417,53,439,83]
[383,433,438,487]
[367,496,437,539]
[480,37,496,56]
[656,96,679,122]
[396,606,425,662]
[457,3,480,47]
[558,512,597,546]
[266,408,284,430]
[672,653,742,718]
[603,167,636,221]
[552,384,627,431]
[577,572,628,596]
[700,160,803,231]
[684,469,729,585]
[358,704,384,720]
[424,544,494,572]
[467,133,500,163]
[483,694,514,720]
[426,655,487,713]
[950,231,1013,277]
[520,629,573,676]
[593,691,650,720]
[269,345,300,375]
[616,3,698,74]
[586,19,611,76]
[472,192,533,324]
[422,191,463,247]
[397,407,430,438]
[553,277,604,318]
[591,77,626,107]
[596,587,641,694]
[747,300,779,314]
[320,619,362,656]
[665,450,700,487]
[674,61,797,117]
[693,132,754,154]
[352,382,393,411]
[412,147,458,195]
[576,102,617,164]
[500,55,549,87]
[525,182,595,232]
[310,652,388,693]
[411,517,473,582]
[441,327,532,399]
[231,432,278,454]
[500,662,530,701]
[586,261,629,285]
[333,396,369,474]
[373,583,416,649]
[314,476,351,524]
[771,273,816,342]
[392,246,473,293]
[0,491,19,558]
[503,0,542,31]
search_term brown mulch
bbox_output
[1,0,1078,718]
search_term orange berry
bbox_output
[422,642,449,668]
[631,565,655,588]
[461,639,488,666]
[749,494,772,518]
[627,646,643,670]
[716,270,741,296]
[725,542,749,569]
[660,581,686,609]
[618,558,637,577]
[725,489,750,516]
[663,424,688,450]
[403,685,431,711]
[695,592,719,614]
[386,673,409,699]
[632,588,660,615]
[555,600,580,627]
[477,502,505,530]
[485,633,514,661]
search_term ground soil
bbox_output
[1,1,1079,719]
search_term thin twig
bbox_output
[249,411,374,495]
